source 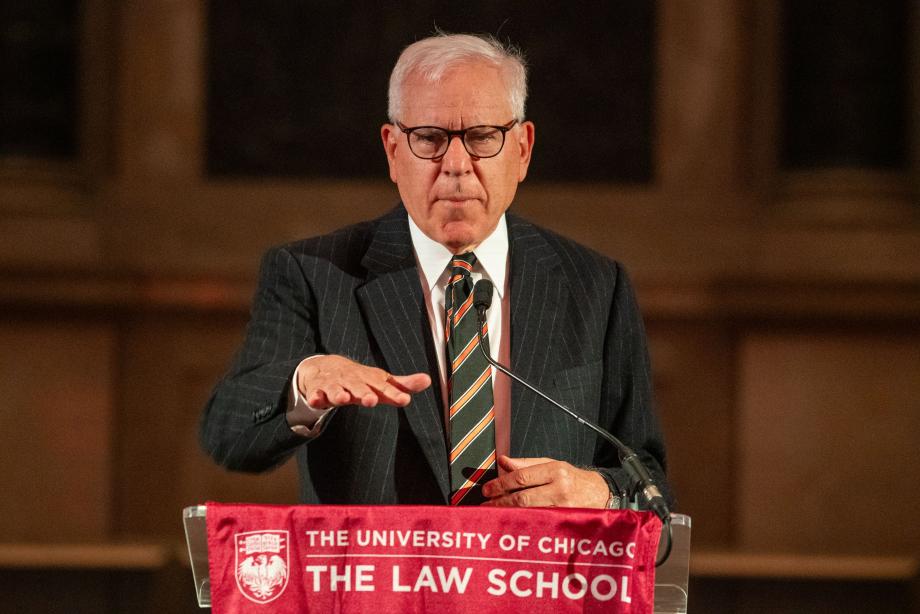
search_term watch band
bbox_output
[590,468,624,510]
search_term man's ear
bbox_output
[381,124,399,183]
[516,121,536,182]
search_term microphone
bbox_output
[472,279,671,523]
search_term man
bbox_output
[200,33,670,509]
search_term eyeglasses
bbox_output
[397,120,518,160]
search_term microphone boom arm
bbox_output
[471,279,672,565]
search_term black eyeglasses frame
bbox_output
[396,120,519,160]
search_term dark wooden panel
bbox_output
[646,322,736,548]
[114,314,300,539]
[690,576,914,614]
[0,322,115,541]
[737,331,920,554]
[781,1,909,169]
[206,1,654,182]
[0,566,201,614]
[0,1,78,159]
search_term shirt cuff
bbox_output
[287,355,333,437]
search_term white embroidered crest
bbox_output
[235,530,290,604]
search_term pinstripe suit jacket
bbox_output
[200,205,670,505]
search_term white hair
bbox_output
[387,33,528,123]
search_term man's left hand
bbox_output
[481,455,609,508]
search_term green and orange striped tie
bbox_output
[445,252,497,505]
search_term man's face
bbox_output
[381,62,535,254]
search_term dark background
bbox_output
[1,2,918,613]
[205,1,656,181]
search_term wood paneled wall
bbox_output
[1,1,919,612]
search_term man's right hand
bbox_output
[295,354,431,410]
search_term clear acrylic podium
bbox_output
[183,505,690,613]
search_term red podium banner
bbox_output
[206,502,661,613]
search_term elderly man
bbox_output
[201,33,670,509]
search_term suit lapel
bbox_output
[506,214,567,455]
[356,207,450,500]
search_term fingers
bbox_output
[482,457,555,501]
[496,454,550,472]
[298,355,431,409]
[482,458,608,508]
[368,372,431,407]
[389,372,432,393]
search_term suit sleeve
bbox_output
[594,265,673,507]
[199,246,323,472]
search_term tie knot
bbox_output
[450,252,477,278]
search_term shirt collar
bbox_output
[407,213,509,298]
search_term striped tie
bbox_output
[445,252,497,505]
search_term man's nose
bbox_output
[440,135,473,175]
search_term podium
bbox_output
[183,505,690,613]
